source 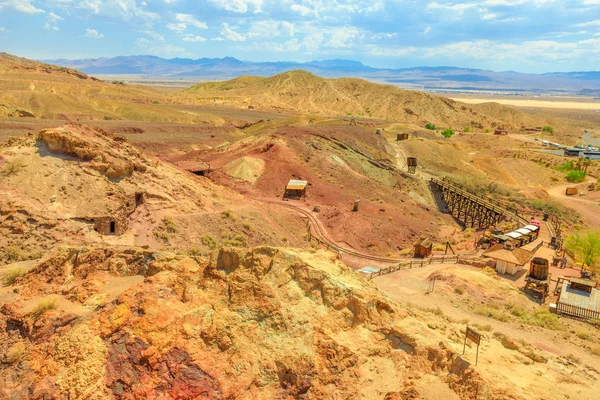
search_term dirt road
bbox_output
[547,180,600,228]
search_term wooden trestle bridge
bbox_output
[430,178,528,229]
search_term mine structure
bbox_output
[430,177,528,229]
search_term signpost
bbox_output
[463,326,481,366]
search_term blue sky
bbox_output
[0,0,599,73]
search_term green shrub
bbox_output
[201,234,218,250]
[576,331,591,341]
[6,246,27,262]
[485,129,491,133]
[542,125,555,134]
[2,267,26,286]
[441,129,455,138]
[425,123,436,130]
[454,286,464,295]
[32,297,57,319]
[556,162,575,172]
[221,210,237,221]
[463,127,471,132]
[222,233,247,247]
[566,170,585,183]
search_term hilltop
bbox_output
[184,70,552,130]
[0,53,223,124]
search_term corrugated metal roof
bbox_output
[506,231,523,239]
[286,179,308,190]
[559,284,600,311]
[484,244,533,265]
[516,228,533,235]
[524,225,539,231]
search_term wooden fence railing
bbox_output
[557,302,600,321]
[368,256,480,279]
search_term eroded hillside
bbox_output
[184,70,556,130]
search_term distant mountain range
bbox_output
[44,56,600,94]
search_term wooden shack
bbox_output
[483,244,533,275]
[494,130,508,136]
[396,133,409,141]
[414,239,433,258]
[557,278,600,320]
[284,179,308,199]
[248,105,256,110]
[566,187,578,196]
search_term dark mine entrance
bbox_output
[110,221,116,234]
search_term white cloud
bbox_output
[0,0,45,13]
[175,13,207,29]
[76,0,159,26]
[0,27,5,32]
[167,23,187,33]
[84,28,104,38]
[248,20,294,38]
[220,23,245,41]
[44,11,63,31]
[182,35,206,42]
[208,0,263,14]
[326,26,361,48]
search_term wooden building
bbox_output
[494,130,508,136]
[396,133,409,141]
[483,244,533,275]
[557,278,600,320]
[414,238,433,258]
[284,179,308,199]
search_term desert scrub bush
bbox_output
[463,127,471,132]
[463,228,474,238]
[590,347,600,356]
[425,123,436,130]
[576,331,592,341]
[162,217,177,233]
[441,129,455,138]
[481,266,497,276]
[566,170,586,183]
[485,129,491,133]
[542,125,555,134]
[6,246,27,262]
[221,210,237,221]
[4,342,26,364]
[2,267,26,286]
[475,307,509,322]
[242,223,253,231]
[556,162,575,172]
[187,247,204,256]
[153,217,177,244]
[1,158,25,176]
[32,297,57,319]
[454,286,465,295]
[222,233,247,247]
[201,234,218,250]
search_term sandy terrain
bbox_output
[451,96,600,110]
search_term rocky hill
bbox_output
[0,124,309,264]
[184,70,551,130]
[0,53,223,124]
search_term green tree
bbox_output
[566,170,585,182]
[565,229,600,272]
[425,123,436,130]
[441,129,455,138]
